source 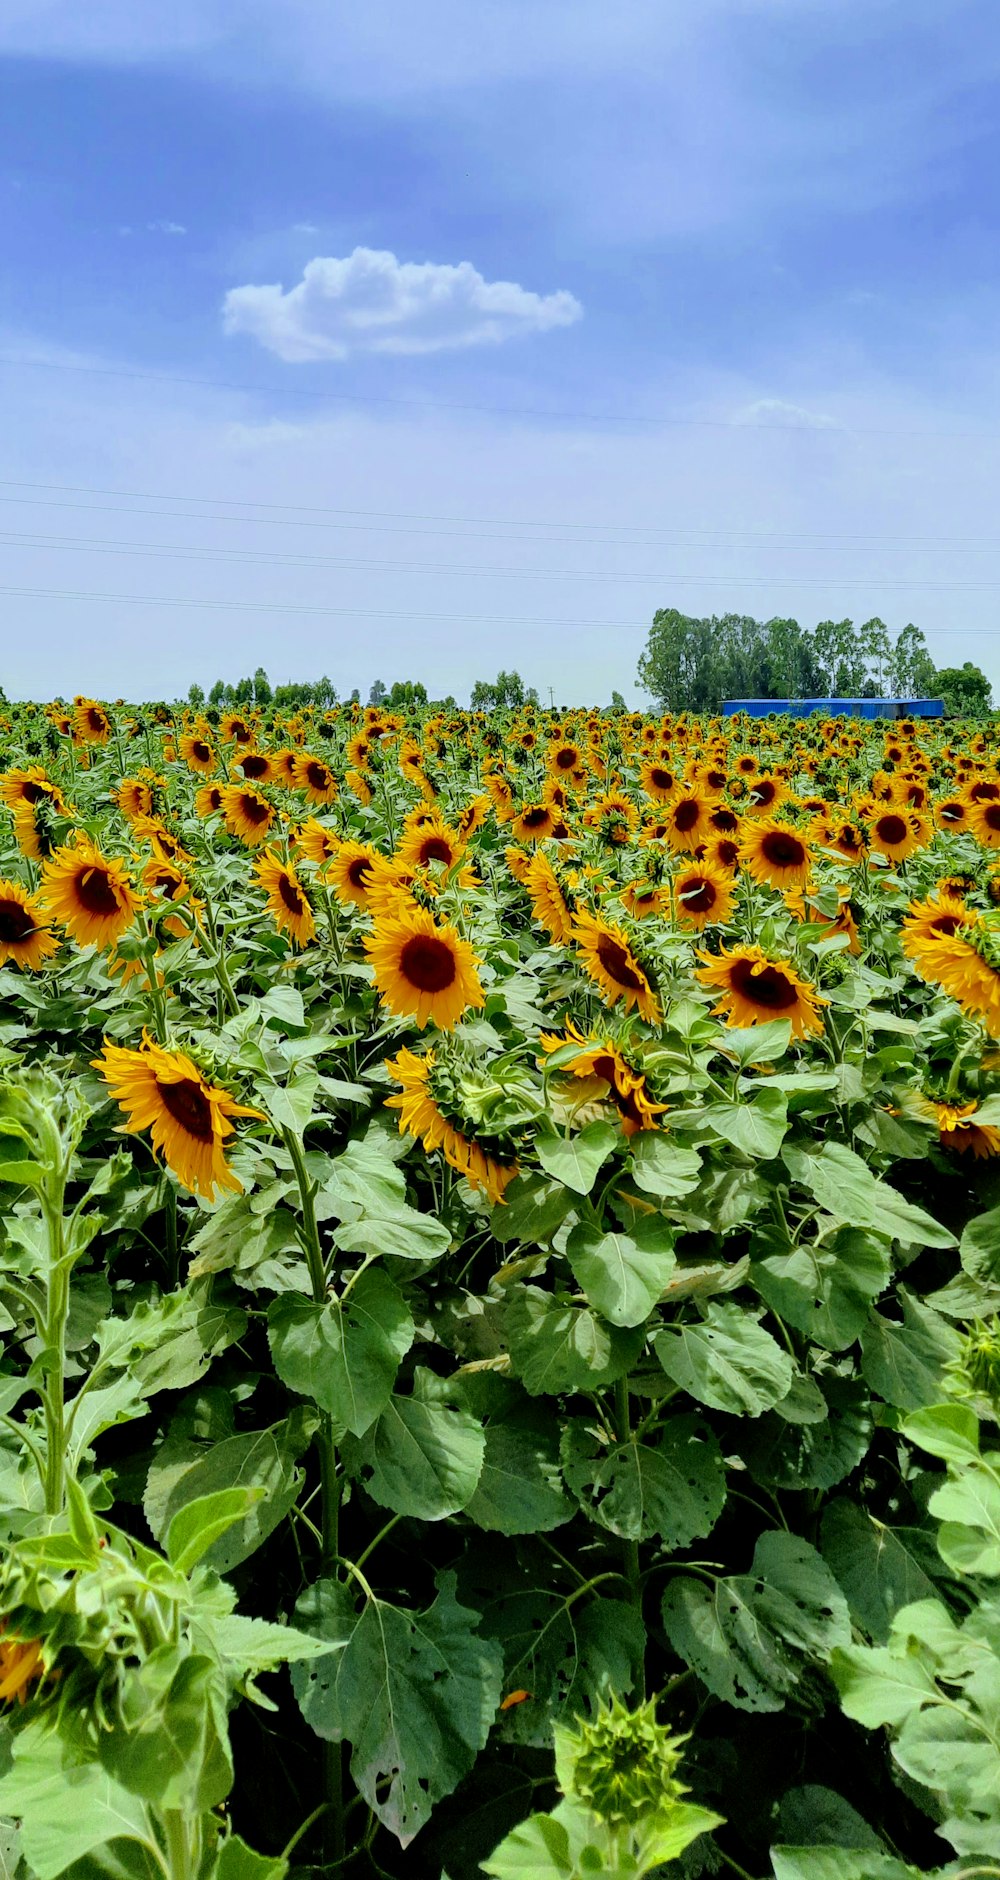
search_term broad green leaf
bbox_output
[903,1403,980,1465]
[653,1302,793,1416]
[195,1613,330,1673]
[476,1587,642,1749]
[783,1141,956,1248]
[928,1461,1000,1575]
[821,1500,939,1643]
[564,1217,674,1327]
[662,1531,850,1712]
[771,1853,924,1880]
[534,1119,618,1196]
[751,1224,890,1350]
[0,1722,156,1880]
[860,1295,961,1411]
[166,1487,263,1573]
[738,1374,872,1492]
[154,1411,315,1572]
[960,1203,1000,1282]
[561,1413,726,1547]
[263,1066,319,1134]
[628,1134,702,1199]
[267,1270,414,1434]
[701,1087,789,1159]
[505,1287,644,1396]
[718,1020,792,1065]
[96,1291,247,1397]
[775,1784,885,1851]
[342,1368,485,1518]
[293,1571,502,1846]
[331,1203,451,1264]
[830,1641,939,1727]
[491,1173,576,1245]
[465,1403,573,1534]
[213,1835,288,1880]
[99,1648,232,1812]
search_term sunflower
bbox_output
[93,1033,263,1199]
[525,850,574,942]
[671,859,735,929]
[539,1022,666,1136]
[11,799,59,861]
[40,840,141,950]
[271,748,303,787]
[970,801,1000,851]
[221,784,276,847]
[234,751,273,784]
[696,942,825,1040]
[922,1097,1000,1160]
[639,760,678,803]
[744,773,786,817]
[900,891,977,959]
[345,769,373,806]
[866,809,925,863]
[699,832,741,874]
[295,818,340,870]
[179,732,217,774]
[511,802,558,844]
[131,817,194,868]
[621,879,665,918]
[254,850,317,946]
[73,697,111,744]
[814,817,866,864]
[903,928,1000,1036]
[293,752,339,805]
[484,772,515,823]
[116,777,155,823]
[934,797,969,832]
[220,713,252,745]
[0,879,59,971]
[457,795,491,842]
[572,910,661,1023]
[0,767,64,811]
[741,820,812,891]
[548,741,582,776]
[398,819,465,873]
[505,844,533,885]
[141,858,200,940]
[384,1047,517,1203]
[663,789,711,853]
[194,782,225,819]
[365,902,485,1030]
[328,839,381,908]
[0,1627,48,1708]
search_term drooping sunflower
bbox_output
[903,927,1000,1036]
[539,1022,666,1136]
[141,858,200,940]
[384,1046,517,1203]
[254,849,317,946]
[0,1626,48,1708]
[970,801,1000,851]
[194,782,225,819]
[73,697,111,745]
[505,844,533,885]
[39,840,141,950]
[572,910,661,1024]
[456,795,491,842]
[365,902,485,1030]
[814,817,866,864]
[525,849,574,942]
[621,879,665,918]
[921,1097,1000,1160]
[328,839,381,909]
[271,748,303,788]
[293,752,339,805]
[93,1033,263,1199]
[741,820,812,891]
[116,777,155,823]
[671,859,735,929]
[0,879,59,971]
[696,942,825,1039]
[0,767,65,812]
[221,784,276,848]
[295,818,340,871]
[484,771,515,823]
[179,732,217,774]
[346,768,374,806]
[11,798,59,862]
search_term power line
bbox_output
[3,349,1000,441]
[8,527,1000,590]
[1,580,1000,626]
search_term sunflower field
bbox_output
[4,696,1000,1880]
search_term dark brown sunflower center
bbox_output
[716,840,739,868]
[730,957,798,1010]
[158,1077,215,1141]
[984,806,1000,831]
[596,936,644,991]
[193,740,211,762]
[838,826,860,849]
[971,781,1000,801]
[87,709,106,732]
[306,762,330,789]
[21,781,46,804]
[710,808,738,833]
[555,748,577,769]
[681,876,717,913]
[347,857,373,888]
[0,899,34,943]
[931,915,962,936]
[76,866,122,916]
[241,795,271,826]
[673,799,700,832]
[761,831,806,868]
[649,767,674,790]
[231,722,251,744]
[278,873,305,915]
[521,807,550,829]
[939,803,965,822]
[206,788,222,809]
[420,836,454,865]
[752,780,777,806]
[242,754,269,778]
[399,934,457,992]
[876,815,907,845]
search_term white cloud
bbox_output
[222,246,582,362]
[147,219,187,235]
[737,398,841,430]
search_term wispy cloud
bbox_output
[147,219,187,235]
[222,246,582,362]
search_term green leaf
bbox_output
[830,1641,940,1728]
[331,1204,451,1264]
[662,1531,850,1712]
[718,1020,793,1065]
[564,1218,674,1328]
[534,1119,618,1196]
[0,1722,156,1880]
[928,1461,1000,1575]
[268,1270,414,1435]
[737,1374,873,1492]
[701,1087,789,1159]
[783,1141,956,1247]
[860,1294,962,1411]
[506,1287,644,1396]
[100,1647,232,1812]
[293,1570,503,1847]
[153,1411,315,1572]
[263,1067,318,1134]
[561,1413,726,1547]
[903,1402,980,1464]
[653,1302,793,1416]
[960,1203,1000,1282]
[165,1487,263,1573]
[465,1403,573,1535]
[771,1853,923,1880]
[491,1174,576,1245]
[820,1500,939,1643]
[775,1784,885,1851]
[476,1587,642,1749]
[212,1835,288,1880]
[751,1224,890,1351]
[342,1368,485,1519]
[628,1135,702,1199]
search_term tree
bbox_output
[935,662,993,718]
[187,683,205,708]
[636,609,723,711]
[348,687,360,703]
[208,680,225,707]
[610,690,627,713]
[810,619,866,696]
[889,624,938,697]
[314,675,337,706]
[253,667,272,706]
[368,680,387,706]
[233,676,253,705]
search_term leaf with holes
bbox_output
[560,1414,726,1547]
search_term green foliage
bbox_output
[636,606,945,710]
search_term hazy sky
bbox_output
[3,0,1000,704]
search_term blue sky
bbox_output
[2,0,1000,702]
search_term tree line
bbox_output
[636,609,993,716]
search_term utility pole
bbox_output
[548,687,554,708]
